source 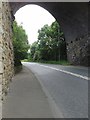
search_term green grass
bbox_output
[22,59,70,66]
[37,60,70,66]
[21,59,28,62]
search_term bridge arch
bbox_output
[10,2,88,66]
[0,1,89,102]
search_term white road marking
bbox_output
[39,64,89,80]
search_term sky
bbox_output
[15,5,55,44]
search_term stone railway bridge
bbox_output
[0,1,89,99]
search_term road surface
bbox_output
[2,66,54,118]
[23,62,88,118]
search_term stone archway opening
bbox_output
[14,4,56,45]
[14,4,67,63]
[1,2,88,102]
[10,2,88,66]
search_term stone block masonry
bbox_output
[0,1,3,118]
[0,1,14,103]
[67,34,89,66]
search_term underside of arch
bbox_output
[10,2,89,66]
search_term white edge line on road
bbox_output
[39,64,89,80]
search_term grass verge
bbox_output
[37,60,71,65]
[22,59,71,66]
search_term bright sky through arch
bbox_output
[15,5,55,44]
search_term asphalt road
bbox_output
[23,62,88,118]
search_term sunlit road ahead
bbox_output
[23,62,88,118]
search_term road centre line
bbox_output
[39,64,89,80]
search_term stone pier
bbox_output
[0,2,14,103]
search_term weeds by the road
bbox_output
[14,65,22,74]
[37,60,70,65]
[22,59,70,66]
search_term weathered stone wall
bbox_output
[0,2,14,101]
[0,1,2,118]
[67,34,89,66]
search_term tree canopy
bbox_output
[30,21,67,62]
[13,21,30,66]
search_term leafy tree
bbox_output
[12,21,30,66]
[30,41,39,61]
[38,25,51,60]
[49,21,67,61]
[30,21,67,62]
